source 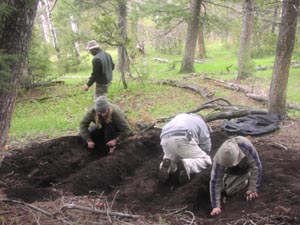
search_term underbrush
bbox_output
[8,46,300,146]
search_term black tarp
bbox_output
[221,114,280,136]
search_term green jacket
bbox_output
[79,103,132,142]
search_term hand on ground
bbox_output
[210,208,221,216]
[245,191,258,201]
[87,141,95,149]
[107,139,117,147]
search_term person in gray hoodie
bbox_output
[210,136,262,216]
[158,113,212,184]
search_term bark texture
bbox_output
[0,0,39,148]
[237,0,255,79]
[117,0,129,89]
[180,0,201,73]
[268,0,299,117]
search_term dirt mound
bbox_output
[1,125,300,224]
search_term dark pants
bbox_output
[89,123,118,153]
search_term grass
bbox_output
[8,43,300,145]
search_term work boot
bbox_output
[158,158,171,184]
[177,160,190,185]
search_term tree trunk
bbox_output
[0,0,39,149]
[197,22,206,59]
[271,5,279,33]
[70,14,80,61]
[237,0,255,80]
[38,1,51,44]
[268,0,299,118]
[180,0,201,73]
[117,0,129,88]
[41,0,60,59]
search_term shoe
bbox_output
[177,160,190,185]
[158,158,171,184]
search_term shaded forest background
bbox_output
[1,0,300,148]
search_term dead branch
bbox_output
[204,76,251,94]
[158,79,214,99]
[155,98,267,124]
[0,199,72,224]
[0,211,12,215]
[152,58,169,63]
[60,203,140,218]
[204,108,267,122]
[204,76,300,111]
[256,65,273,71]
[183,210,195,225]
[164,206,188,216]
[246,93,300,110]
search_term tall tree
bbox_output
[37,1,51,44]
[41,0,60,58]
[117,0,129,89]
[268,0,299,118]
[236,0,255,80]
[197,22,206,59]
[0,0,39,149]
[180,0,201,73]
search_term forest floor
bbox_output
[1,76,300,225]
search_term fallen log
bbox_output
[246,93,300,110]
[203,76,251,94]
[203,76,300,111]
[152,57,169,63]
[155,98,267,124]
[204,108,267,122]
[158,79,214,99]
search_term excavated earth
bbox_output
[1,120,300,224]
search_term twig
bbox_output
[0,211,12,215]
[110,189,120,209]
[164,206,188,216]
[60,203,140,218]
[184,210,195,225]
[0,199,72,224]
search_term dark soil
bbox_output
[1,121,300,225]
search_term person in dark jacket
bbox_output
[79,96,132,154]
[210,136,262,216]
[84,40,115,99]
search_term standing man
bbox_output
[210,136,262,216]
[84,40,115,99]
[158,113,212,185]
[79,96,132,154]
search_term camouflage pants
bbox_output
[223,172,250,196]
[94,82,111,100]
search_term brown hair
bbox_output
[95,106,113,129]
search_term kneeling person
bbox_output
[79,96,132,154]
[159,113,212,184]
[210,136,262,216]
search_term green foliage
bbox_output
[0,3,15,36]
[7,0,300,145]
[23,28,54,88]
[9,43,300,143]
[141,0,190,27]
[0,51,15,92]
[51,0,85,74]
[93,11,120,45]
[251,32,277,58]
